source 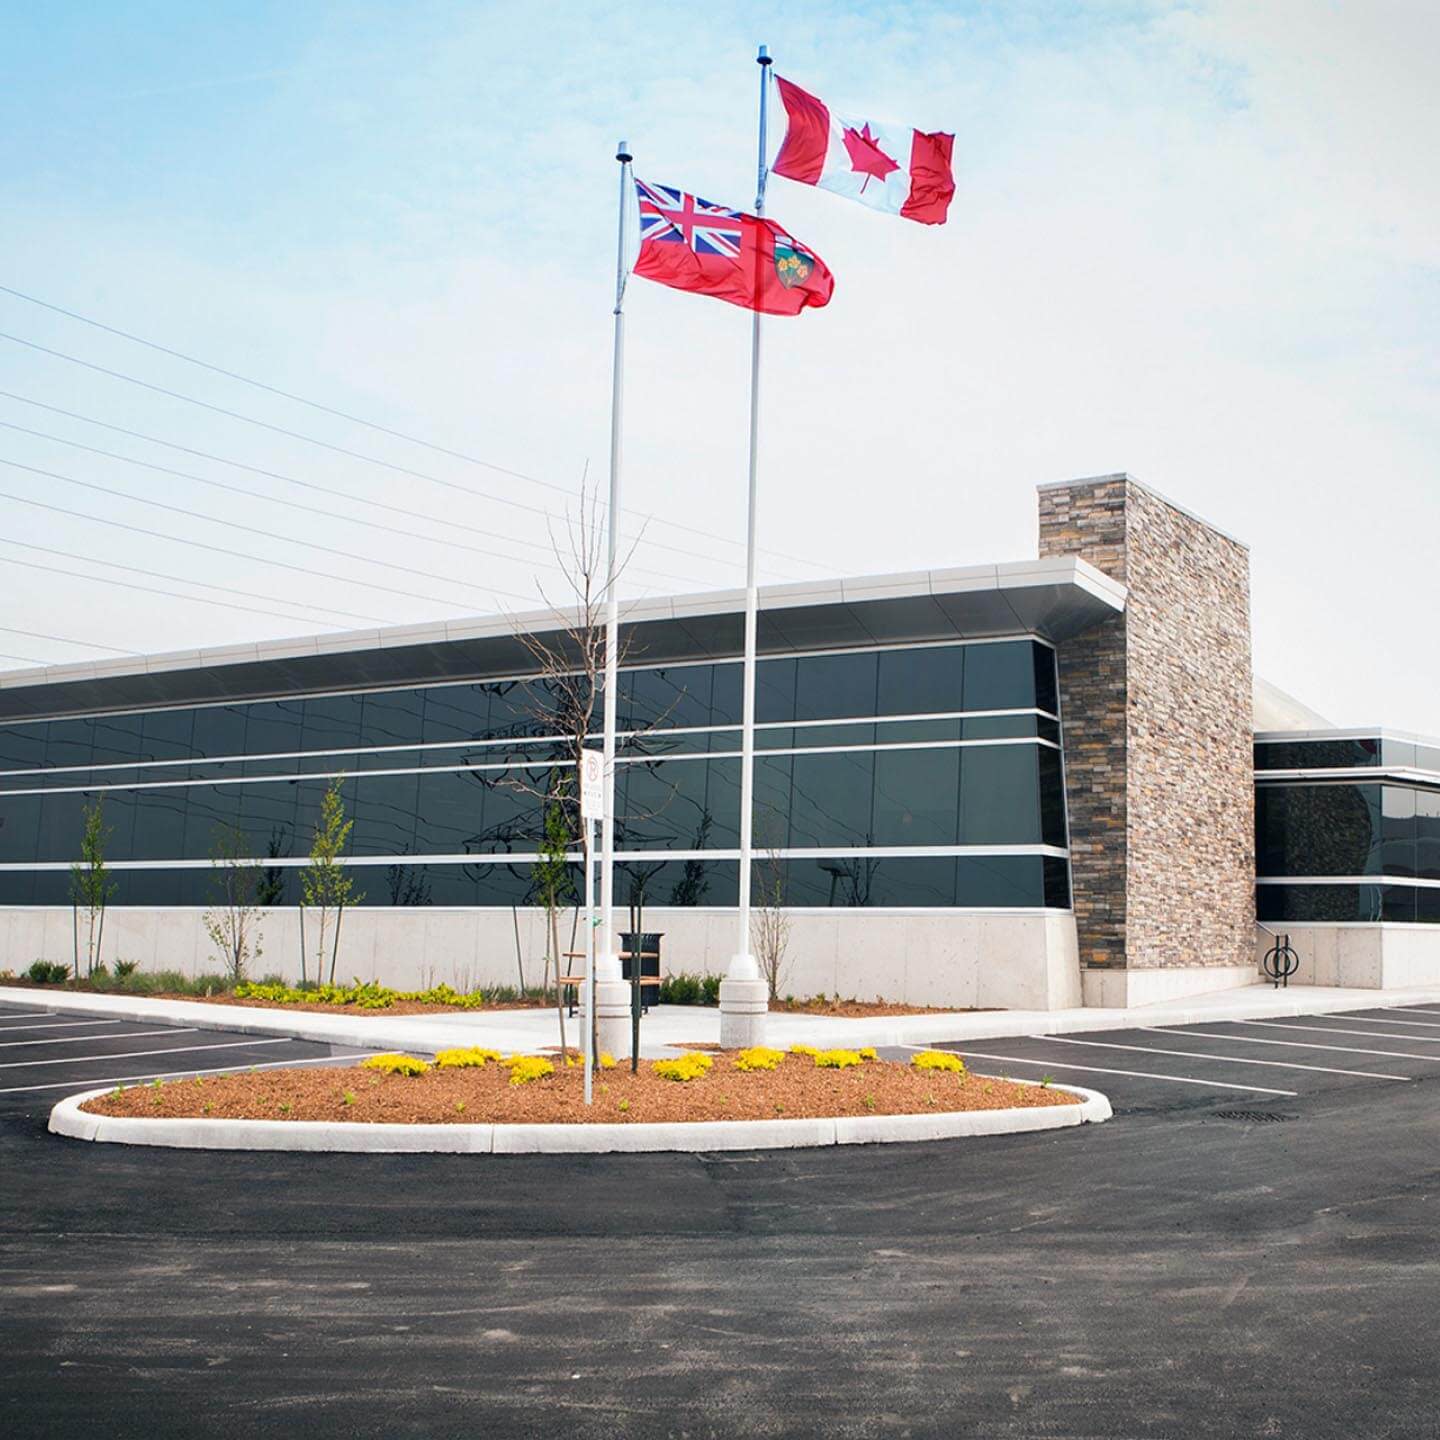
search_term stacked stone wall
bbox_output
[1039,476,1255,970]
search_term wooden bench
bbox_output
[560,950,665,1017]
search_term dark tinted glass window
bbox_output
[871,747,959,846]
[622,665,715,732]
[353,771,420,857]
[752,754,793,850]
[128,786,188,862]
[1038,748,1068,848]
[362,689,425,748]
[1254,738,1381,770]
[794,651,878,722]
[617,757,739,851]
[0,792,41,864]
[1043,857,1071,908]
[422,684,489,745]
[90,714,144,766]
[191,706,247,759]
[1381,786,1416,877]
[0,724,47,771]
[963,642,1036,711]
[1417,791,1440,882]
[754,657,795,724]
[240,782,299,863]
[1257,883,1383,923]
[959,746,1041,845]
[244,702,304,757]
[789,752,874,847]
[876,646,964,717]
[47,720,94,769]
[954,855,1047,907]
[302,694,364,752]
[1032,644,1060,716]
[1256,784,1380,876]
[141,709,196,762]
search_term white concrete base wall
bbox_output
[1081,962,1262,1009]
[1254,924,1440,990]
[0,905,1085,1012]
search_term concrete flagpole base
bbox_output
[719,953,769,1049]
[589,954,631,1060]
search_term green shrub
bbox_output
[657,973,720,1007]
[114,960,140,979]
[27,960,69,984]
[232,977,489,1010]
[701,974,721,1005]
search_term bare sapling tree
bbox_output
[531,780,577,1052]
[70,797,116,979]
[300,778,364,987]
[751,843,792,1002]
[504,475,643,1064]
[204,823,264,987]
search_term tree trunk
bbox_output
[94,905,105,979]
[511,904,526,992]
[550,902,567,1060]
[298,906,307,988]
[329,905,344,986]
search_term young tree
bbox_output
[70,797,116,979]
[531,779,578,1052]
[751,844,793,1002]
[300,779,364,986]
[203,823,264,987]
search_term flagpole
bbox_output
[719,43,772,1049]
[595,139,631,1061]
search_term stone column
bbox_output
[1038,475,1255,988]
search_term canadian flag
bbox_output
[771,75,955,226]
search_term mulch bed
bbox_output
[80,1053,1078,1126]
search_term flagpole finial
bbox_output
[616,139,632,164]
[757,44,771,66]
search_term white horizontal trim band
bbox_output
[1257,875,1440,889]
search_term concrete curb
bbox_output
[10,982,1440,1058]
[47,1082,1111,1154]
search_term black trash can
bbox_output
[619,931,663,1010]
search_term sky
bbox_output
[0,1,1435,730]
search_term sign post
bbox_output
[579,749,604,1105]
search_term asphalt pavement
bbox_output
[3,996,1439,1438]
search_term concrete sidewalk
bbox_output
[8,980,1440,1058]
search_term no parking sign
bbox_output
[580,748,604,821]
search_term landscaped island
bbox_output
[79,1046,1079,1126]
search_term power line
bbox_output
[0,284,831,574]
[0,481,500,614]
[0,391,710,592]
[0,535,386,626]
[0,624,137,655]
[0,553,363,629]
[0,454,532,607]
[0,416,702,593]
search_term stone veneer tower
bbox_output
[1038,475,1256,1005]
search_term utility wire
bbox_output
[0,417,701,592]
[0,330,795,580]
[0,482,501,613]
[0,623,137,655]
[0,391,710,591]
[0,554,363,629]
[0,284,831,574]
[0,535,386,626]
[0,454,531,607]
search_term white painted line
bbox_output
[0,1037,297,1070]
[1,1051,382,1096]
[1142,1027,1440,1063]
[916,1048,1298,1097]
[1041,1034,1409,1082]
[1314,1013,1440,1032]
[1394,1008,1440,1019]
[0,1008,60,1020]
[0,1018,125,1034]
[0,1027,198,1050]
[1236,1020,1440,1044]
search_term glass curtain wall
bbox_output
[1255,737,1440,924]
[0,639,1071,911]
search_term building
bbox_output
[1,473,1433,1008]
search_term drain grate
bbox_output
[1212,1109,1296,1124]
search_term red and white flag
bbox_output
[771,76,955,226]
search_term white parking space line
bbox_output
[1394,1008,1440,1018]
[1319,1014,1440,1031]
[910,1048,1298,1096]
[1142,1027,1440,1063]
[0,1009,60,1021]
[0,1050,382,1096]
[0,1037,296,1070]
[1041,1034,1408,1081]
[1237,1020,1440,1044]
[0,1019,125,1034]
[0,1027,197,1050]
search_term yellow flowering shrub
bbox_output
[733,1046,786,1072]
[652,1053,714,1083]
[814,1049,864,1069]
[859,1047,878,1061]
[911,1050,966,1074]
[789,1043,820,1057]
[434,1047,501,1069]
[598,1052,617,1070]
[359,1053,430,1077]
[506,1056,555,1086]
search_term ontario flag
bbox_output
[631,177,834,316]
[772,76,955,226]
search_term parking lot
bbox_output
[3,996,1440,1439]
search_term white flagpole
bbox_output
[719,44,772,1049]
[595,139,631,1059]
